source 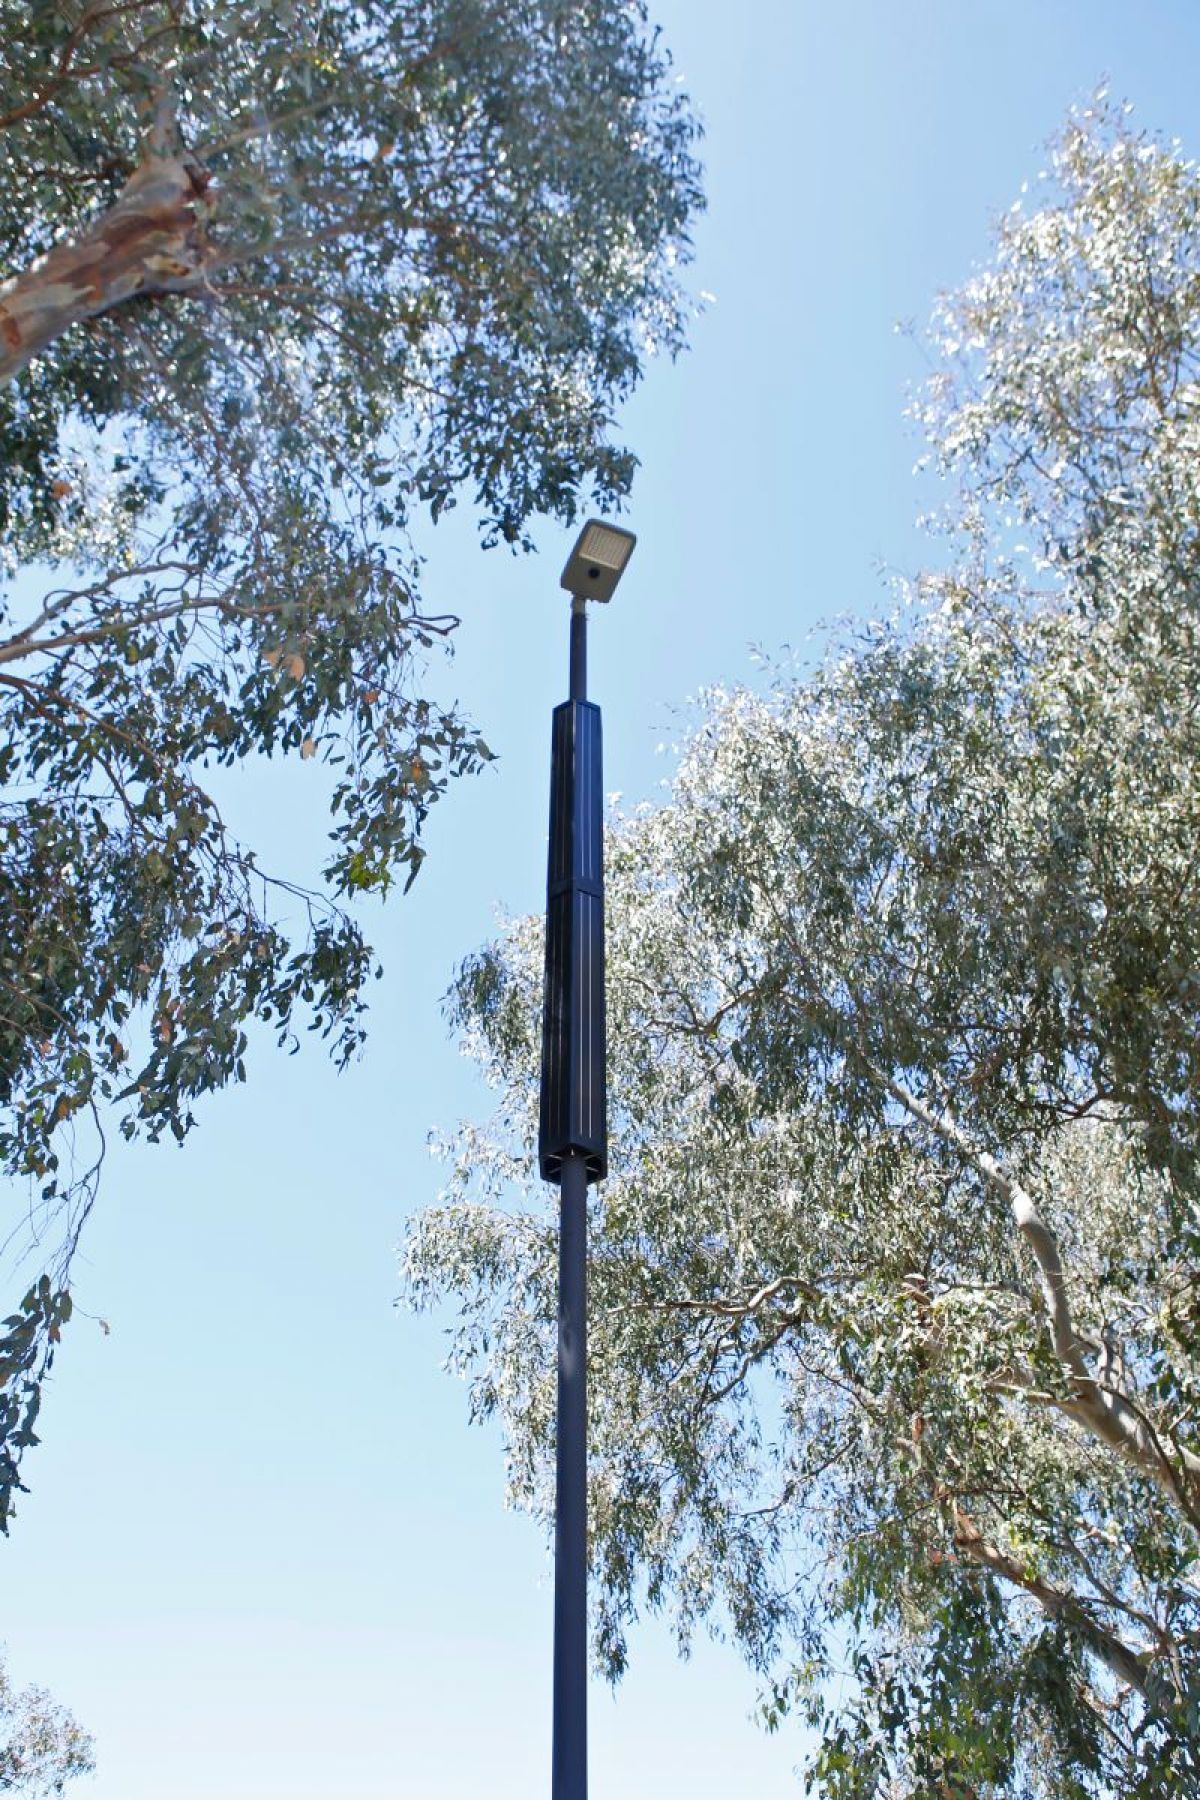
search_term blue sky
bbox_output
[6,5,1200,1796]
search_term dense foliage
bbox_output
[405,101,1200,1793]
[0,1653,93,1794]
[0,0,701,1523]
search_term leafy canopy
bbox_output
[405,100,1200,1796]
[0,0,701,1525]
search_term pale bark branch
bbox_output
[0,136,214,384]
[874,1065,1200,1524]
[952,1502,1157,1702]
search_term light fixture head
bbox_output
[560,519,636,603]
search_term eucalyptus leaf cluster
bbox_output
[0,1649,93,1795]
[405,99,1200,1795]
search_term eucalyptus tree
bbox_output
[0,0,701,1524]
[405,101,1200,1795]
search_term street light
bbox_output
[539,518,636,1800]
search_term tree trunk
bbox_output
[0,149,213,385]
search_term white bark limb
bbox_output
[876,1066,1200,1519]
[952,1504,1156,1702]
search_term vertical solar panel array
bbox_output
[538,699,607,1184]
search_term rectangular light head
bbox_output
[560,519,637,602]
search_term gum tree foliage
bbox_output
[0,1653,93,1795]
[0,0,701,1525]
[404,102,1200,1795]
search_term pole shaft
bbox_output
[552,1148,588,1800]
[569,603,587,702]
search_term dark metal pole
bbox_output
[554,600,589,1799]
[540,596,602,1800]
[569,599,587,702]
[552,1147,588,1799]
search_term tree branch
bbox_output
[0,101,213,385]
[871,1064,1200,1526]
[952,1501,1159,1704]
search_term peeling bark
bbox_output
[0,149,214,385]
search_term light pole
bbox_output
[539,519,636,1800]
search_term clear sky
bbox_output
[6,5,1200,1797]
